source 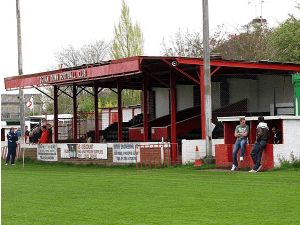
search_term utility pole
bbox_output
[202,0,213,162]
[16,0,25,144]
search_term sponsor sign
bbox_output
[113,143,140,163]
[59,143,107,159]
[78,143,107,159]
[37,144,58,161]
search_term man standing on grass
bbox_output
[5,127,19,166]
[249,116,270,173]
[231,117,249,171]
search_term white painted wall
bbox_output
[273,118,300,167]
[211,82,221,111]
[181,139,224,164]
[153,87,170,118]
[228,78,258,112]
[176,85,194,111]
[152,75,293,119]
[257,76,294,112]
[101,107,141,130]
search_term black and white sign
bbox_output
[37,144,58,161]
[113,143,140,163]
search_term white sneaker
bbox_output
[5,163,8,166]
[249,169,257,173]
[240,156,244,162]
[11,164,15,166]
[231,165,237,171]
[257,165,262,172]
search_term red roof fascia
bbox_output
[176,57,300,71]
[4,57,141,90]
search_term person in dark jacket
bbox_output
[249,116,270,172]
[272,126,282,144]
[5,127,19,165]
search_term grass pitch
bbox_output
[1,161,300,225]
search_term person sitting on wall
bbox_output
[38,125,51,144]
[231,117,249,171]
[249,116,270,173]
[272,126,282,144]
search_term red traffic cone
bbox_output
[194,146,202,166]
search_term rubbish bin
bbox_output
[292,74,300,116]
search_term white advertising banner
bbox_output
[77,143,107,159]
[59,144,70,158]
[37,144,58,161]
[113,143,140,163]
[59,143,107,159]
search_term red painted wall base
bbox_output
[215,144,274,171]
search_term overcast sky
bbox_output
[1,0,299,95]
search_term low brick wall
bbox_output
[215,144,274,171]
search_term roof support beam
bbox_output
[161,58,200,85]
[35,87,54,100]
[149,73,170,88]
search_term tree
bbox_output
[161,22,275,62]
[43,39,112,115]
[110,0,144,106]
[54,39,110,68]
[161,28,203,57]
[211,23,274,61]
[268,5,300,63]
[110,0,144,59]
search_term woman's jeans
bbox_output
[233,138,247,167]
[250,141,266,170]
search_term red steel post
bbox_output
[73,84,78,143]
[148,146,152,170]
[170,72,177,161]
[143,76,149,142]
[140,145,143,170]
[117,79,123,142]
[153,145,156,169]
[135,145,138,170]
[200,66,206,139]
[144,145,147,170]
[94,81,99,143]
[54,86,58,143]
[158,144,161,169]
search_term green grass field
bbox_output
[2,161,300,225]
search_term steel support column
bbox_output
[94,81,99,143]
[170,72,177,161]
[200,66,206,139]
[54,86,58,143]
[73,84,78,143]
[143,76,149,142]
[117,79,123,142]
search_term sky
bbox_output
[0,0,299,95]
